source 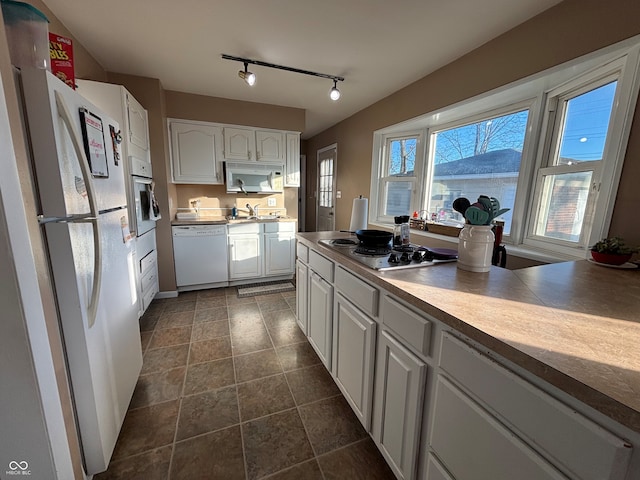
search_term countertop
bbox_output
[171,216,297,226]
[297,231,640,434]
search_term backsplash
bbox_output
[175,184,288,217]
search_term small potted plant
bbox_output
[590,237,639,265]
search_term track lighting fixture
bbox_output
[238,62,256,86]
[222,54,344,100]
[329,79,340,101]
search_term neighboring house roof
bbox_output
[434,148,521,176]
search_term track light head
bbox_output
[238,62,256,86]
[329,79,340,101]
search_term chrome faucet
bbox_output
[246,203,260,218]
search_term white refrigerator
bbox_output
[19,68,142,475]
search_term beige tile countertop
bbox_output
[297,231,640,434]
[171,215,297,226]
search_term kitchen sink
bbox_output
[227,214,285,223]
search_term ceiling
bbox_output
[42,0,562,139]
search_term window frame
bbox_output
[369,37,640,261]
[374,130,425,224]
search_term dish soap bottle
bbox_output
[231,204,238,219]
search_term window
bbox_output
[528,79,616,247]
[429,109,529,233]
[377,134,423,220]
[370,39,640,260]
[318,156,334,208]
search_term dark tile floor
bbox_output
[95,286,395,480]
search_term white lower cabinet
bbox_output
[430,377,568,480]
[332,293,376,430]
[373,329,427,480]
[430,333,633,480]
[228,224,262,280]
[295,260,308,334]
[308,271,333,369]
[425,455,454,480]
[264,222,295,276]
[228,222,295,281]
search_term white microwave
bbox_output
[225,162,284,194]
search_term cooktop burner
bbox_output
[354,245,392,256]
[318,239,457,271]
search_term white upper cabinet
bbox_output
[285,132,301,187]
[256,130,285,162]
[126,93,149,152]
[223,127,256,161]
[170,120,223,184]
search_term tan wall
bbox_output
[165,90,305,132]
[305,0,640,254]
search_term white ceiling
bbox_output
[42,0,561,139]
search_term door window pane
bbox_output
[534,171,592,242]
[556,81,617,164]
[429,110,528,232]
[319,157,333,208]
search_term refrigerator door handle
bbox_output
[55,90,103,328]
[38,213,98,225]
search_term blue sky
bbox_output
[559,81,616,161]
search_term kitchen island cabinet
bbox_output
[307,250,334,369]
[295,231,640,480]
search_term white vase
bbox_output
[457,224,495,272]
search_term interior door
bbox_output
[317,145,336,231]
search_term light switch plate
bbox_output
[336,191,342,198]
[267,197,276,207]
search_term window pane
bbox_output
[389,138,417,176]
[430,110,528,232]
[535,171,592,242]
[384,181,412,216]
[319,157,333,208]
[557,81,617,164]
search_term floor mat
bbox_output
[236,280,295,297]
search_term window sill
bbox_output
[372,222,586,264]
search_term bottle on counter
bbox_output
[231,204,238,219]
[393,215,410,246]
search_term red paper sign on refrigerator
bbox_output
[49,33,75,89]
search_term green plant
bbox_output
[590,237,639,255]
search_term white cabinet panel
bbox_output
[335,266,378,317]
[430,377,568,480]
[296,260,308,334]
[438,333,632,480]
[381,294,432,357]
[308,271,333,369]
[373,329,427,480]
[285,132,300,186]
[228,234,262,279]
[425,455,455,480]
[256,130,285,162]
[333,293,376,430]
[170,121,223,184]
[224,126,255,161]
[265,232,295,276]
[126,93,148,151]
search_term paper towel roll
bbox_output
[349,196,368,231]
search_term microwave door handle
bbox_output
[55,91,102,328]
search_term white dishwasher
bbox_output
[172,225,229,288]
